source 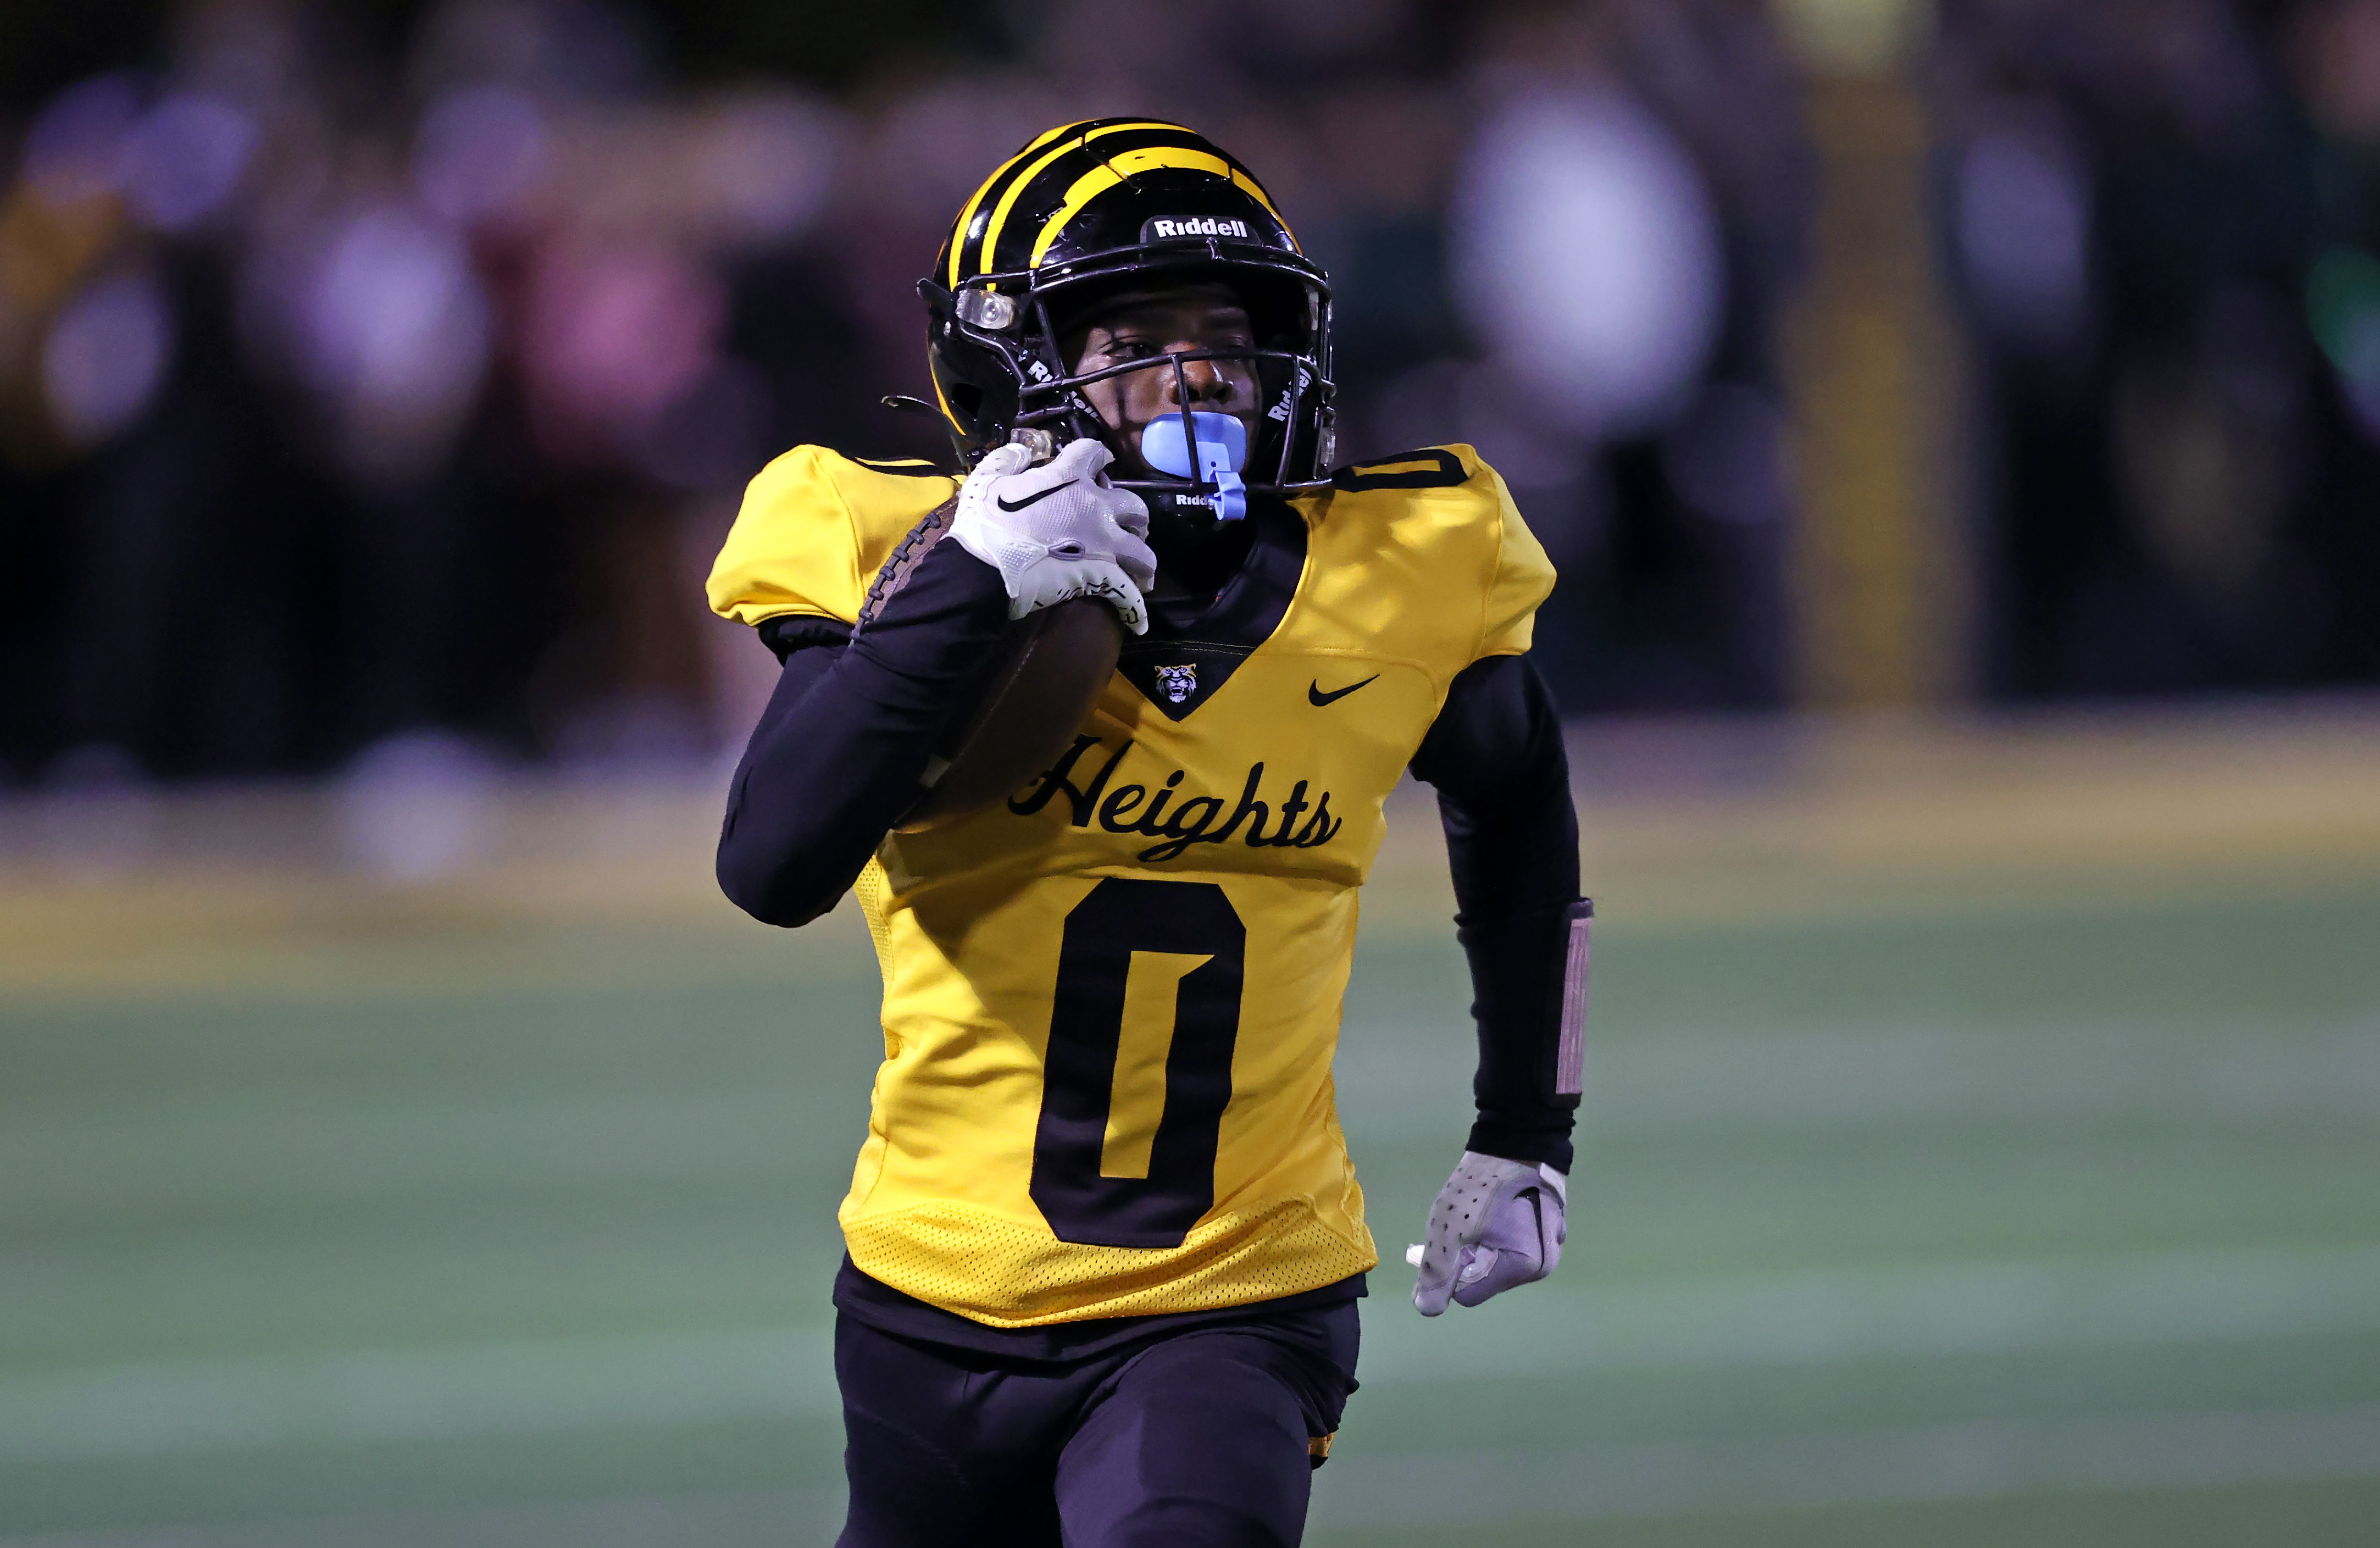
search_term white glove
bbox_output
[1406,1151,1567,1316]
[948,437,1156,635]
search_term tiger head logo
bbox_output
[1155,663,1197,704]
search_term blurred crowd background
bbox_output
[4,9,2377,1543]
[2,0,2377,792]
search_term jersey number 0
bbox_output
[1030,878,1246,1248]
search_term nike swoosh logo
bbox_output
[997,480,1078,512]
[1308,675,1379,707]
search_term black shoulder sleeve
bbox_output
[1408,654,1586,1173]
[716,536,1010,927]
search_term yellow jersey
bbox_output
[707,443,1554,1326]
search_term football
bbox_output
[900,598,1121,829]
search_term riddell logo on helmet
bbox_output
[1144,217,1253,241]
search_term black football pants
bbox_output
[832,1301,1360,1547]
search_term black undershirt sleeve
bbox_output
[1407,653,1585,1173]
[716,539,1011,927]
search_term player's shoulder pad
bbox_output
[1310,444,1554,659]
[1327,444,1484,496]
[1319,443,1514,530]
[707,445,960,628]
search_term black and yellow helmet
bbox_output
[920,118,1336,496]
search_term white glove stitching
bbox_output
[948,439,1155,635]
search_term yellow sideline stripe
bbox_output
[8,1248,2379,1462]
[975,121,1183,280]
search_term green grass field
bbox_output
[3,709,2377,1545]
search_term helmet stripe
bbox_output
[946,139,1050,289]
[947,119,1197,287]
[945,120,1128,288]
[1027,145,1271,267]
[975,121,1185,285]
[1229,170,1296,247]
[983,125,1222,273]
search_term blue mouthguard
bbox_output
[1140,410,1248,521]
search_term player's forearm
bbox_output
[1455,901,1587,1169]
[1412,654,1585,1171]
[1448,800,1586,1170]
[716,542,1010,927]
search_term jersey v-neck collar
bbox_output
[1118,496,1310,721]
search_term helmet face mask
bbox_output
[923,121,1337,502]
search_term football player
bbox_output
[708,120,1588,1548]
